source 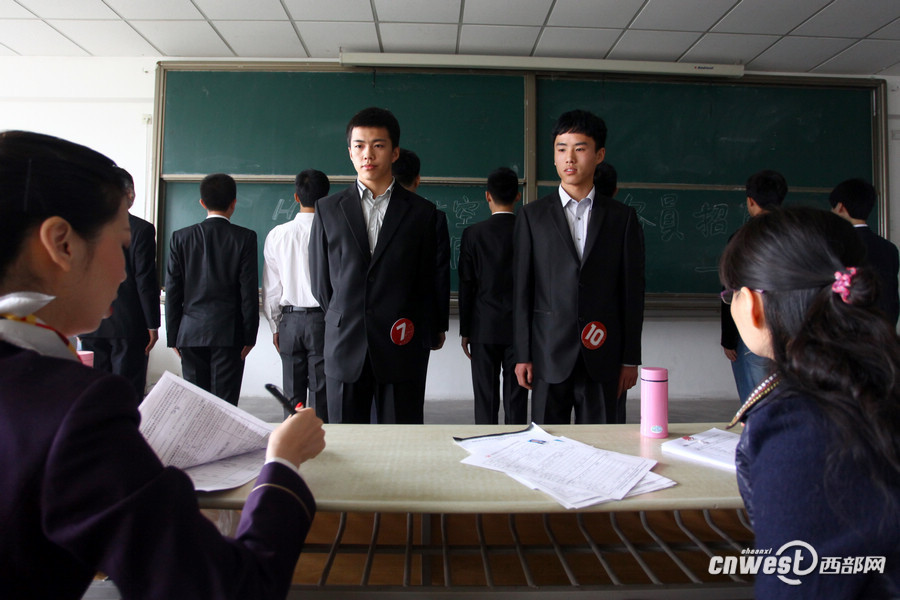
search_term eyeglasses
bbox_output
[720,288,764,305]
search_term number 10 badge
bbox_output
[581,321,607,350]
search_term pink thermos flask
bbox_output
[640,367,668,438]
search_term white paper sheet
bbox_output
[139,371,274,490]
[456,424,669,509]
[661,428,740,472]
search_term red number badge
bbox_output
[581,321,607,350]
[391,318,415,346]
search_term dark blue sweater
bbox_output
[735,386,900,598]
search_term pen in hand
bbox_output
[265,383,301,416]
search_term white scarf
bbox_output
[0,292,78,361]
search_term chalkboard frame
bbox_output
[151,62,888,314]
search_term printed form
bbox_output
[455,424,675,509]
[139,371,274,491]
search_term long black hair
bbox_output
[0,130,125,282]
[720,206,900,500]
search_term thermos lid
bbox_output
[640,366,668,382]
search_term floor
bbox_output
[238,394,741,426]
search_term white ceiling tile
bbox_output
[285,0,374,22]
[872,19,900,41]
[48,19,159,56]
[130,20,232,57]
[794,0,900,38]
[380,23,457,53]
[294,21,379,57]
[813,39,900,74]
[632,0,736,32]
[0,0,35,18]
[878,61,900,76]
[0,19,87,55]
[374,0,460,23]
[533,27,621,59]
[607,30,701,61]
[681,33,779,65]
[463,0,553,27]
[193,0,289,20]
[458,24,539,55]
[548,0,645,29]
[16,0,115,19]
[746,36,855,73]
[103,0,203,20]
[0,42,16,55]
[713,0,830,35]
[214,20,306,57]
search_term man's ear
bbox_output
[37,217,76,272]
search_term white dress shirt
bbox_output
[559,185,595,260]
[261,212,319,333]
[358,179,395,254]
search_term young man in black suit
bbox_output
[310,107,441,424]
[165,173,259,406]
[829,177,900,326]
[514,109,645,424]
[459,167,528,425]
[392,148,451,405]
[79,168,159,399]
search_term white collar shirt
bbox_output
[261,212,319,332]
[358,179,395,254]
[559,185,595,260]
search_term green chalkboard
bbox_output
[535,78,873,187]
[157,66,881,298]
[162,70,525,177]
[160,180,496,293]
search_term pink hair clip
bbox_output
[832,267,857,304]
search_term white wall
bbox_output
[2,56,898,402]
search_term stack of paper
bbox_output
[455,424,676,509]
[660,428,740,472]
[140,371,275,491]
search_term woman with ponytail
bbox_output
[720,206,900,598]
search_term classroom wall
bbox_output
[2,56,899,403]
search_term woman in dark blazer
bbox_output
[0,130,325,599]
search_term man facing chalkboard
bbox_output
[513,109,645,424]
[310,107,441,424]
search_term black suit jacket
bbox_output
[857,225,900,325]
[310,183,439,383]
[459,212,516,345]
[82,214,160,340]
[514,192,645,384]
[165,217,259,348]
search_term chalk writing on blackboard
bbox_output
[660,194,685,242]
[623,193,657,229]
[271,197,297,222]
[451,236,461,270]
[454,196,479,228]
[693,202,729,238]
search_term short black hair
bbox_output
[551,109,607,151]
[746,169,787,210]
[594,162,617,198]
[295,169,330,208]
[486,167,519,206]
[829,178,876,221]
[346,107,400,149]
[200,173,236,211]
[392,148,420,189]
